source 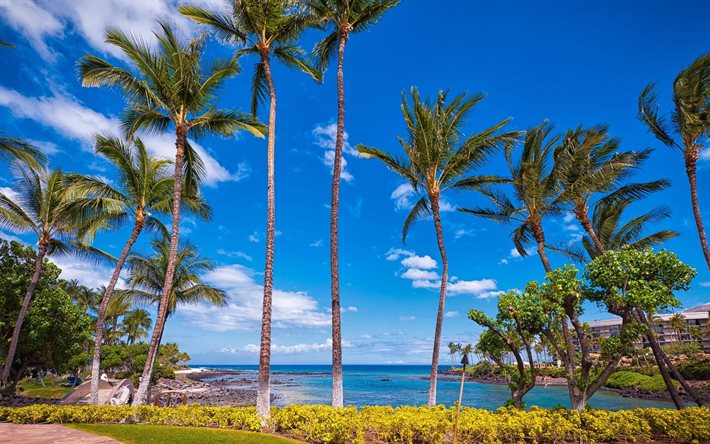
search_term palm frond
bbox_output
[402,195,430,243]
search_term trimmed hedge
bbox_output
[605,371,680,393]
[1,404,709,443]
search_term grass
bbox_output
[67,424,301,444]
[17,378,72,399]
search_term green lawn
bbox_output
[67,424,301,444]
[17,378,72,399]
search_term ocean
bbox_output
[190,364,674,410]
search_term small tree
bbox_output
[585,247,703,408]
[469,291,540,408]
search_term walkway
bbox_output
[0,423,120,443]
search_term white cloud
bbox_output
[399,315,416,321]
[499,247,535,264]
[222,338,341,355]
[313,123,357,182]
[248,232,259,243]
[401,268,440,281]
[0,87,246,186]
[699,282,710,287]
[385,248,414,261]
[50,255,117,290]
[216,249,252,262]
[439,199,456,212]
[700,148,710,161]
[447,278,498,297]
[454,229,474,239]
[309,239,323,247]
[0,0,63,61]
[344,306,358,313]
[444,311,459,318]
[0,231,26,244]
[563,212,576,223]
[411,279,440,289]
[180,264,331,331]
[391,183,415,210]
[401,255,437,270]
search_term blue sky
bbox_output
[0,0,709,365]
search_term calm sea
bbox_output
[190,364,674,410]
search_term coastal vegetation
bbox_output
[2,404,709,443]
[0,2,709,440]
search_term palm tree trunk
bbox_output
[428,192,448,406]
[634,310,684,409]
[90,217,145,404]
[685,153,710,270]
[257,51,277,421]
[574,201,605,255]
[133,125,187,405]
[1,240,47,386]
[530,222,552,273]
[329,29,348,410]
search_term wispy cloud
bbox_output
[313,123,358,182]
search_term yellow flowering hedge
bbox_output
[0,404,708,443]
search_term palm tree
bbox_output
[638,54,710,270]
[307,0,399,408]
[460,122,562,273]
[0,136,46,170]
[179,1,319,418]
[0,40,13,48]
[554,125,670,256]
[69,134,210,404]
[0,168,101,385]
[79,22,265,405]
[582,196,678,259]
[668,313,687,345]
[356,88,519,406]
[118,238,225,347]
[104,295,131,345]
[122,309,152,345]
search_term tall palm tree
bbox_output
[122,308,152,345]
[582,196,678,259]
[461,122,562,273]
[179,1,319,418]
[668,313,687,345]
[0,168,101,385]
[356,88,519,406]
[0,136,46,170]
[118,238,225,347]
[638,54,710,270]
[307,0,399,408]
[69,134,210,404]
[554,125,669,256]
[104,295,131,345]
[79,22,265,405]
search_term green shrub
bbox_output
[638,375,679,393]
[0,404,708,443]
[677,359,710,381]
[605,371,651,389]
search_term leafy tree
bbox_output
[122,309,152,346]
[357,88,519,406]
[638,54,710,270]
[0,136,46,170]
[307,0,399,408]
[0,240,92,393]
[0,168,104,385]
[526,266,638,410]
[79,22,264,405]
[179,0,319,419]
[582,195,678,259]
[585,247,702,408]
[554,125,668,256]
[470,291,540,408]
[461,122,564,272]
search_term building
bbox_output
[586,302,710,352]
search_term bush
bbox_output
[638,375,679,394]
[606,371,651,389]
[0,404,709,443]
[678,359,710,381]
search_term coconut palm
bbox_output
[460,121,563,273]
[68,134,211,404]
[669,313,687,345]
[122,308,152,345]
[0,136,46,170]
[554,125,670,256]
[79,22,265,405]
[179,1,319,418]
[0,168,102,385]
[307,0,399,408]
[118,238,225,347]
[638,54,710,270]
[356,88,519,405]
[582,196,678,259]
[103,295,131,345]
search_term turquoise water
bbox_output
[191,364,674,410]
